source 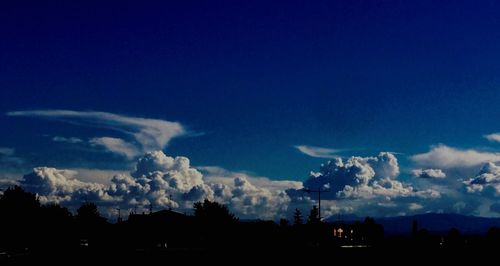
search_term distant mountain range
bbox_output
[326,213,500,235]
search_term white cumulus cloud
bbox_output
[20,167,108,205]
[199,166,302,219]
[463,162,500,197]
[285,152,443,217]
[411,144,500,169]
[300,152,406,200]
[16,151,300,220]
[13,149,486,219]
[411,168,446,179]
[198,166,302,192]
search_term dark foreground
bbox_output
[1,187,499,264]
[1,245,496,265]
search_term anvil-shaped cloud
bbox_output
[7,110,185,158]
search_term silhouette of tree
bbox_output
[487,227,500,238]
[39,203,75,250]
[0,185,40,212]
[193,199,238,249]
[305,206,323,247]
[193,199,238,224]
[75,202,107,249]
[446,228,462,247]
[414,228,431,247]
[0,186,41,251]
[42,203,72,219]
[412,219,418,237]
[76,202,107,225]
[293,208,303,226]
[41,203,73,230]
[307,205,320,225]
[487,226,500,246]
[362,217,384,245]
[77,202,101,219]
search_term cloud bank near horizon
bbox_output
[6,149,498,219]
[17,151,296,220]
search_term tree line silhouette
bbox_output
[1,185,499,259]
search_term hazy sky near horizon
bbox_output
[1,1,500,218]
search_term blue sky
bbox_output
[2,1,500,218]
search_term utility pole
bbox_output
[115,207,122,223]
[304,188,330,220]
[168,194,173,211]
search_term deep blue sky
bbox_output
[2,0,500,180]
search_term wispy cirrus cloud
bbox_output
[0,147,24,166]
[52,136,83,144]
[7,110,186,158]
[0,147,15,157]
[89,137,140,159]
[295,145,341,159]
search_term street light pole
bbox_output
[304,188,330,220]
